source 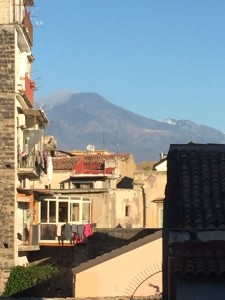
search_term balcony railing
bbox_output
[18,148,42,179]
[22,8,33,44]
[18,147,36,169]
[18,74,35,106]
[24,74,35,105]
[18,224,40,251]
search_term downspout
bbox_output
[141,185,146,228]
[13,0,16,23]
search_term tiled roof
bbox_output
[170,241,225,257]
[170,240,225,277]
[165,144,225,229]
[52,157,82,170]
[81,167,115,175]
[53,153,131,170]
[83,153,131,165]
[171,257,225,277]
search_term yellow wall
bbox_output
[0,0,10,23]
[134,171,167,228]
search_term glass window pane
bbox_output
[70,203,79,222]
[49,201,56,223]
[82,202,90,223]
[58,202,68,223]
[41,201,47,222]
[83,197,91,202]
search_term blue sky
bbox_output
[32,1,225,132]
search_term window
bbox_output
[58,202,68,222]
[40,196,91,224]
[125,205,130,217]
[49,201,56,222]
[70,203,79,222]
[82,202,90,223]
[41,201,47,222]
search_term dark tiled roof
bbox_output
[171,257,225,277]
[170,241,225,257]
[170,240,225,277]
[165,144,225,229]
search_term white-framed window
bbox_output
[39,196,91,224]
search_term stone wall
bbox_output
[0,25,16,295]
[0,26,15,93]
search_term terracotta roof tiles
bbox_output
[83,153,131,165]
[52,153,131,170]
[52,157,82,170]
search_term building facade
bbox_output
[0,0,49,293]
[163,143,225,300]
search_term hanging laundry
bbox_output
[47,152,53,186]
[84,223,92,237]
[77,224,84,240]
[64,222,72,241]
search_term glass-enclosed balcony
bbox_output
[18,224,40,252]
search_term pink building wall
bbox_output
[74,232,162,297]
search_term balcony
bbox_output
[18,224,40,252]
[18,148,40,180]
[24,0,34,6]
[22,8,33,45]
[25,74,35,105]
[15,6,33,51]
[18,74,35,106]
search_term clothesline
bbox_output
[56,223,95,246]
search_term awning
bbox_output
[17,188,54,199]
[17,107,49,125]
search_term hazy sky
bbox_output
[33,1,225,132]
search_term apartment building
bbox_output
[0,0,49,293]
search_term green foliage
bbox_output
[2,264,58,297]
[143,165,152,171]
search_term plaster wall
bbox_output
[92,189,143,228]
[74,237,162,297]
[117,155,136,178]
[33,170,72,189]
[0,0,10,23]
[154,160,167,171]
[134,171,167,228]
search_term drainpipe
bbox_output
[141,185,146,228]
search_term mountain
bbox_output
[42,92,225,162]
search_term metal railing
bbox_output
[25,73,35,105]
[22,8,33,44]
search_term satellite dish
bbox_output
[26,130,42,146]
[87,144,95,151]
[87,144,93,151]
